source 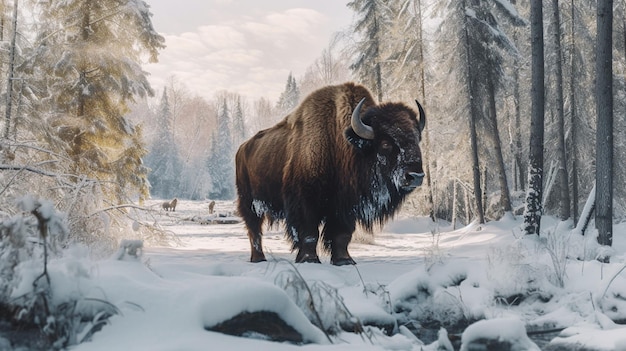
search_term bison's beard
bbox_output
[354,165,411,230]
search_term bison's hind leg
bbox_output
[239,200,267,263]
[286,221,321,264]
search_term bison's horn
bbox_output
[351,98,375,140]
[415,100,426,133]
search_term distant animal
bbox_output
[209,200,216,214]
[235,82,426,265]
[162,198,178,212]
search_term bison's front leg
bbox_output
[323,220,356,266]
[330,234,356,266]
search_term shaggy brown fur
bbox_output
[236,83,426,265]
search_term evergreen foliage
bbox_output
[276,72,300,114]
[23,0,165,203]
[347,0,392,102]
[207,100,235,200]
[144,89,182,199]
[232,96,247,147]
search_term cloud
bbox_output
[145,7,333,103]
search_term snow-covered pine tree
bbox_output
[548,0,571,221]
[461,0,525,217]
[3,0,18,140]
[25,0,165,203]
[207,99,235,200]
[145,89,182,199]
[595,0,613,249]
[276,72,300,114]
[524,0,546,235]
[232,95,247,147]
[433,0,523,222]
[387,0,424,101]
[347,0,392,103]
[390,0,435,221]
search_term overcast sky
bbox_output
[144,0,353,102]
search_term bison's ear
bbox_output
[344,127,373,151]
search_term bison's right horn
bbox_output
[351,98,375,140]
[415,100,426,133]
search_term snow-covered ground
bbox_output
[57,199,626,350]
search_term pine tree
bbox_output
[25,0,165,202]
[276,72,300,114]
[2,0,17,139]
[391,0,435,221]
[550,0,571,221]
[145,89,181,199]
[348,0,392,102]
[208,99,235,200]
[433,0,523,222]
[232,95,246,147]
[524,0,546,235]
[595,0,613,249]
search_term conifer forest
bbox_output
[0,0,625,349]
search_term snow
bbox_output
[30,199,626,350]
[460,318,540,351]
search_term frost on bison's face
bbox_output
[235,83,426,266]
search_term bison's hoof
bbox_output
[296,255,321,264]
[250,255,267,263]
[331,257,356,266]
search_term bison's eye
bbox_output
[380,140,393,153]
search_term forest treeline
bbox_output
[134,0,625,231]
[0,0,624,244]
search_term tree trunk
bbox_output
[524,0,545,235]
[512,51,525,192]
[415,0,436,222]
[373,17,383,103]
[595,0,613,250]
[569,0,580,223]
[487,79,513,213]
[551,0,571,221]
[452,181,458,229]
[3,0,18,139]
[77,7,90,117]
[575,183,595,236]
[464,186,471,225]
[462,0,485,224]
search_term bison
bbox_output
[236,83,426,265]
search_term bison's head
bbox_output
[345,98,426,194]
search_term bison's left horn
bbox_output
[415,100,426,133]
[351,98,375,140]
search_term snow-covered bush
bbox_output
[487,243,546,303]
[274,262,359,335]
[388,265,477,333]
[0,196,118,350]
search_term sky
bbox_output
[144,0,354,103]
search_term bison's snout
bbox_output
[402,171,424,191]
